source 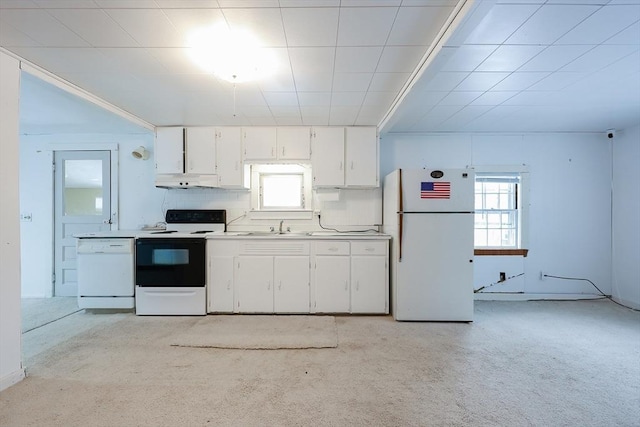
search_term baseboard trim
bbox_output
[0,367,26,391]
[474,293,607,301]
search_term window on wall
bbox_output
[250,164,312,213]
[474,173,525,249]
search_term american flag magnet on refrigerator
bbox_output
[421,182,450,199]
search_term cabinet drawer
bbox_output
[314,241,350,255]
[351,241,387,256]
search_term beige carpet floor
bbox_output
[2,300,639,426]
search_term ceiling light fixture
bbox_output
[187,24,276,84]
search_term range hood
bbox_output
[155,174,219,189]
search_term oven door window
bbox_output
[136,239,205,287]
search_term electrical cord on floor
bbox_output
[317,214,378,233]
[23,309,84,334]
[542,274,639,311]
[474,273,524,293]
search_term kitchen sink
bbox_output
[246,232,313,237]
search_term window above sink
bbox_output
[248,164,313,219]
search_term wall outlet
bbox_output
[539,271,547,281]
[313,210,321,216]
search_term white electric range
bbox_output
[135,209,226,315]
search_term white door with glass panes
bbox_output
[155,127,184,174]
[243,127,277,160]
[185,127,217,175]
[236,256,274,313]
[274,256,309,313]
[314,255,350,312]
[54,150,113,296]
[345,127,377,187]
[311,127,345,187]
[277,127,311,160]
[216,127,244,188]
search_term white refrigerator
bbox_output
[383,168,475,321]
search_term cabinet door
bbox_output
[274,256,309,313]
[345,127,377,187]
[236,256,274,313]
[208,256,234,313]
[277,127,311,160]
[186,127,217,175]
[351,256,387,313]
[155,127,184,174]
[216,127,244,188]
[243,127,277,160]
[314,256,350,313]
[312,127,345,187]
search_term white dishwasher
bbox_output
[77,238,135,309]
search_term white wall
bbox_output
[0,51,25,390]
[612,124,640,309]
[380,132,613,297]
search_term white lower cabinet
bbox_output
[207,238,388,314]
[314,255,350,313]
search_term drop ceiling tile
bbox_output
[518,45,593,72]
[401,0,457,5]
[162,9,226,38]
[240,105,273,116]
[32,0,100,7]
[438,91,483,106]
[560,44,638,73]
[368,72,409,92]
[506,5,599,45]
[170,74,226,92]
[105,9,182,47]
[419,71,470,92]
[146,47,202,73]
[409,105,461,129]
[337,7,396,46]
[329,106,359,125]
[235,88,269,106]
[300,105,331,116]
[362,91,396,106]
[10,47,113,73]
[156,1,220,7]
[288,47,335,74]
[502,91,563,106]
[332,73,373,92]
[297,92,331,106]
[491,72,549,91]
[259,70,296,92]
[279,1,340,6]
[0,9,89,47]
[527,72,585,91]
[217,0,279,7]
[293,72,333,91]
[377,46,425,72]
[263,92,299,106]
[98,48,168,74]
[556,5,640,45]
[0,1,39,8]
[335,47,383,73]
[464,4,541,44]
[222,8,287,47]
[281,7,339,47]
[469,91,518,106]
[0,21,39,47]
[455,72,509,91]
[274,117,304,125]
[441,105,493,128]
[440,45,498,72]
[49,9,138,48]
[94,0,159,7]
[387,6,452,46]
[340,0,401,6]
[331,91,366,107]
[476,45,546,72]
[604,20,640,45]
[270,106,301,117]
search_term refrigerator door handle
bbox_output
[398,168,403,262]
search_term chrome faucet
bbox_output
[279,220,284,234]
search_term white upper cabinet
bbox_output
[243,127,277,160]
[311,127,345,187]
[155,127,184,174]
[215,127,245,188]
[277,127,311,160]
[186,127,217,175]
[312,126,378,188]
[345,127,378,187]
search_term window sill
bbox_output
[474,249,529,257]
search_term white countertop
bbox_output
[75,230,390,240]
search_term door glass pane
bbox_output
[64,159,103,215]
